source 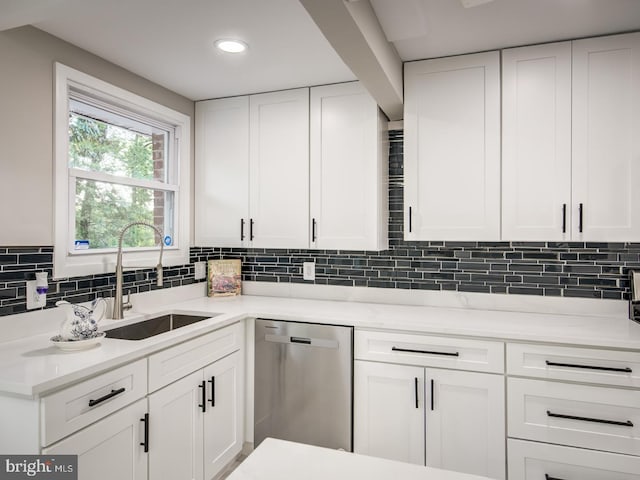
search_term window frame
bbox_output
[54,63,191,279]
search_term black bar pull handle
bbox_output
[414,377,419,409]
[312,218,317,242]
[392,346,459,357]
[250,218,254,241]
[546,360,632,373]
[408,206,412,233]
[545,475,564,480]
[240,219,245,241]
[578,203,584,233]
[547,410,633,427]
[430,379,435,411]
[290,336,312,345]
[88,387,126,407]
[209,376,216,407]
[140,413,149,453]
[561,204,567,233]
[199,380,207,413]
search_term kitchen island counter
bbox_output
[229,438,494,480]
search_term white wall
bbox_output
[0,26,195,246]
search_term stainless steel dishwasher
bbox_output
[254,319,353,451]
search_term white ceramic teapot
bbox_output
[56,298,107,341]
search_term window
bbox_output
[54,63,191,278]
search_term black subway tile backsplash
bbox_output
[0,129,638,317]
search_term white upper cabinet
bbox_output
[572,32,640,241]
[310,82,388,251]
[502,33,640,242]
[195,97,249,247]
[502,42,572,241]
[195,82,387,250]
[249,88,310,248]
[404,51,501,241]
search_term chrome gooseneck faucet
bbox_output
[113,222,164,320]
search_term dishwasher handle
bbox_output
[290,336,311,344]
[264,333,339,349]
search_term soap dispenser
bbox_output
[630,269,640,324]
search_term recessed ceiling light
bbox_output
[215,39,248,53]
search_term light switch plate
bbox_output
[194,261,206,280]
[303,262,316,281]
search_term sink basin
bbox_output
[105,313,219,340]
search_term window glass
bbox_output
[73,179,174,250]
[69,99,170,183]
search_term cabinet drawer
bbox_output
[508,438,640,480]
[507,343,640,387]
[41,358,147,447]
[355,329,504,373]
[148,322,242,392]
[508,377,640,456]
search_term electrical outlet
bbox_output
[26,280,47,309]
[303,262,316,281]
[194,261,206,280]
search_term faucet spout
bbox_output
[113,222,164,320]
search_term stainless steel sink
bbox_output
[105,313,219,340]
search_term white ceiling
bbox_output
[2,0,640,101]
[371,0,640,61]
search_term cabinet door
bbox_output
[502,42,572,241]
[148,370,204,480]
[425,369,505,480]
[195,97,249,247]
[354,361,425,465]
[404,51,500,241]
[572,32,640,241]
[43,399,147,480]
[249,88,309,248]
[203,351,244,480]
[310,82,387,250]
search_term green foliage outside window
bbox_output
[69,114,161,249]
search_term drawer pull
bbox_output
[545,475,564,480]
[88,387,126,407]
[140,413,149,453]
[545,360,632,373]
[546,410,634,427]
[392,346,459,357]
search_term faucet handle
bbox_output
[123,290,133,311]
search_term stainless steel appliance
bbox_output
[254,319,353,451]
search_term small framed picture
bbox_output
[207,259,242,297]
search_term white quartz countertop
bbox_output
[1,290,640,398]
[229,438,493,480]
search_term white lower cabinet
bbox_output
[354,360,505,479]
[354,361,425,465]
[43,398,148,480]
[508,438,640,480]
[506,341,640,476]
[149,350,243,480]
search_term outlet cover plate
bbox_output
[303,262,316,281]
[194,261,206,280]
[26,280,46,309]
